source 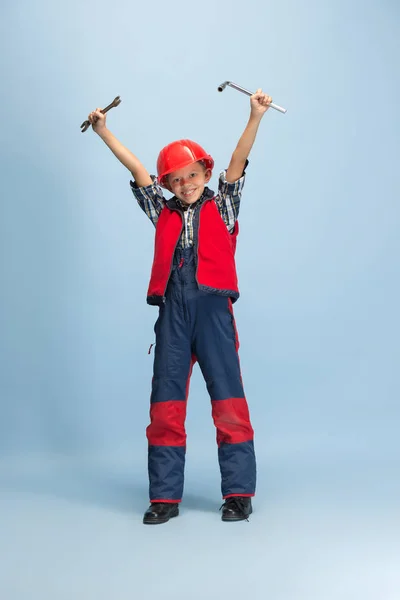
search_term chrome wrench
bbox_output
[218,81,287,114]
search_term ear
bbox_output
[160,175,171,191]
[204,168,212,183]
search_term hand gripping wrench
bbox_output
[217,81,287,114]
[80,96,122,132]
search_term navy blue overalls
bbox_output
[147,246,256,502]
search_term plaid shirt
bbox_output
[130,168,247,249]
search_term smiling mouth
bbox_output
[182,189,196,198]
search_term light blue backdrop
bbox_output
[0,0,399,598]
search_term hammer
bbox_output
[80,96,122,132]
[218,81,287,114]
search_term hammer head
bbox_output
[217,81,230,92]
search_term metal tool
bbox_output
[218,81,287,114]
[80,96,122,132]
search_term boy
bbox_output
[88,89,272,524]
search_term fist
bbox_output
[88,108,107,133]
[250,89,272,117]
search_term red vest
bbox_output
[146,196,240,305]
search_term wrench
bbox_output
[80,96,122,132]
[218,81,287,114]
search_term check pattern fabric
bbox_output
[130,169,246,249]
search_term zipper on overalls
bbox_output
[194,197,214,287]
[161,207,184,304]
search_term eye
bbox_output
[189,172,197,178]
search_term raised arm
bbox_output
[88,109,153,187]
[225,89,272,183]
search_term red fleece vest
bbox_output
[146,198,239,305]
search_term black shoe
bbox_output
[220,496,253,522]
[143,502,179,525]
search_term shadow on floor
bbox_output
[0,461,221,516]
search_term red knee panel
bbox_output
[211,397,254,446]
[147,401,187,446]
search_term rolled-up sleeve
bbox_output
[214,160,248,232]
[130,176,165,227]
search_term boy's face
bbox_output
[167,162,212,205]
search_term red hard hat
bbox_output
[157,139,214,188]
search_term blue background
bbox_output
[1,0,399,598]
